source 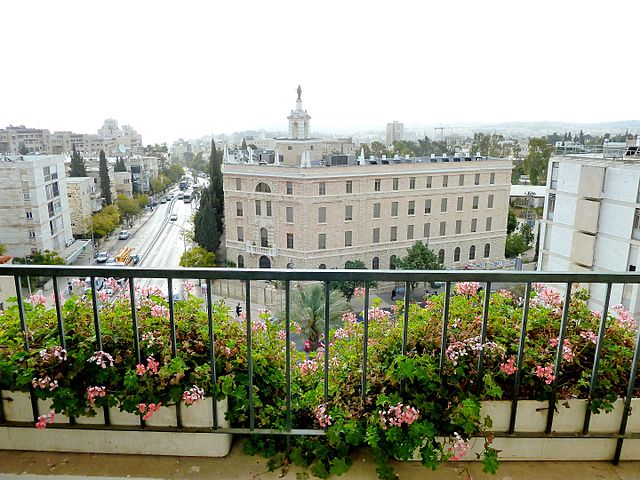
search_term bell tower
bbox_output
[287,85,311,139]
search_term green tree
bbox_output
[505,233,528,258]
[332,259,373,301]
[149,176,165,193]
[0,243,6,255]
[69,144,88,177]
[289,283,349,351]
[179,246,217,268]
[507,209,517,234]
[113,157,127,172]
[99,150,112,205]
[91,204,121,238]
[18,142,29,155]
[523,138,553,185]
[241,138,247,151]
[194,140,224,254]
[519,222,534,245]
[136,194,150,209]
[116,194,141,220]
[396,242,443,271]
[370,141,391,158]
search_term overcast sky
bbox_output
[3,0,639,144]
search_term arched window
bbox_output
[390,255,397,270]
[260,227,268,247]
[484,243,491,258]
[319,263,326,269]
[255,182,271,193]
[438,249,445,264]
[372,257,380,269]
[469,245,476,260]
[238,255,244,268]
[454,247,460,262]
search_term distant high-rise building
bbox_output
[386,121,404,146]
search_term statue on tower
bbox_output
[297,85,302,101]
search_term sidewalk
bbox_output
[0,442,638,479]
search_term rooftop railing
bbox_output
[1,265,640,463]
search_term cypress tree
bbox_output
[69,144,88,177]
[114,157,127,172]
[193,140,225,254]
[99,150,112,205]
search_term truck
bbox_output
[114,246,134,266]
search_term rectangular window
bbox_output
[459,174,464,186]
[473,195,479,210]
[635,209,640,230]
[287,233,294,249]
[286,206,293,223]
[236,201,243,217]
[391,202,399,217]
[441,197,447,213]
[237,226,244,242]
[374,179,381,191]
[426,176,432,188]
[548,194,556,220]
[551,162,559,189]
[457,196,463,211]
[318,207,326,223]
[471,218,477,233]
[424,222,430,238]
[486,217,492,231]
[409,177,416,189]
[23,192,30,201]
[345,205,353,221]
[346,180,352,193]
[373,203,381,218]
[424,199,431,214]
[26,211,33,219]
[373,227,380,243]
[490,172,495,184]
[408,200,415,215]
[28,230,35,239]
[407,224,414,240]
[345,230,352,247]
[442,175,448,188]
[266,201,272,217]
[390,226,398,241]
[319,182,326,195]
[474,173,480,185]
[236,178,241,190]
[255,199,261,216]
[456,220,462,234]
[393,178,399,190]
[286,181,293,195]
[439,221,446,236]
[318,233,326,249]
[487,194,494,209]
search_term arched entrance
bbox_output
[259,255,271,268]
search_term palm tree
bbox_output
[289,283,349,351]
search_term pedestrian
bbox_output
[391,288,396,300]
[67,280,73,295]
[235,303,242,317]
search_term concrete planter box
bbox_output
[0,390,231,457]
[407,399,640,462]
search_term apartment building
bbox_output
[114,171,133,197]
[386,121,404,146]
[66,177,96,237]
[538,143,640,314]
[224,155,511,270]
[0,155,73,257]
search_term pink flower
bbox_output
[292,321,302,335]
[454,282,480,296]
[580,330,598,345]
[537,287,562,308]
[314,403,333,428]
[353,287,366,297]
[500,355,517,375]
[448,432,471,461]
[140,402,162,421]
[150,304,169,318]
[251,319,267,333]
[34,411,55,429]
[98,290,110,302]
[146,356,159,374]
[87,386,106,406]
[183,281,196,295]
[136,364,146,375]
[88,350,114,368]
[298,359,318,376]
[182,385,205,405]
[612,304,638,331]
[277,330,287,341]
[28,294,47,307]
[535,364,556,384]
[379,403,420,430]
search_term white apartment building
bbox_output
[0,155,73,257]
[224,156,512,270]
[538,144,640,314]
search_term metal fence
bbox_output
[1,265,640,463]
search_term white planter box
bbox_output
[0,390,232,457]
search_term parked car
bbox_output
[118,230,130,240]
[170,213,178,221]
[177,192,184,199]
[130,253,140,265]
[96,251,109,263]
[160,198,167,204]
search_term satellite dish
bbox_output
[118,144,126,154]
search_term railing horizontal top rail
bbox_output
[2,264,640,284]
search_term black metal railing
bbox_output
[1,265,640,463]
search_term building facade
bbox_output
[0,155,73,257]
[224,156,512,270]
[66,177,96,237]
[538,147,640,315]
[386,121,404,146]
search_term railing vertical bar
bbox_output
[128,278,141,364]
[285,280,291,434]
[583,282,612,434]
[509,282,532,434]
[90,276,102,350]
[13,276,38,421]
[361,282,370,403]
[51,276,66,350]
[546,282,573,434]
[245,280,254,431]
[438,281,452,372]
[476,281,491,390]
[323,281,330,410]
[614,297,640,464]
[205,278,218,429]
[166,278,180,428]
[401,281,410,356]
